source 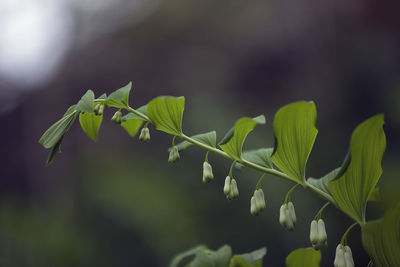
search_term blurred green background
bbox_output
[0,0,399,266]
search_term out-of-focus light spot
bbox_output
[0,0,73,88]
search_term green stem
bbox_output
[204,151,209,163]
[228,161,237,177]
[255,174,266,190]
[115,102,337,207]
[340,222,359,245]
[172,136,177,146]
[314,202,330,220]
[284,184,300,204]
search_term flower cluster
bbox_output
[94,104,104,116]
[139,127,151,142]
[334,244,354,267]
[168,146,180,162]
[279,202,296,231]
[202,161,214,183]
[250,189,266,215]
[223,176,239,200]
[309,219,328,250]
[111,110,122,124]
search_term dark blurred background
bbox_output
[0,0,399,266]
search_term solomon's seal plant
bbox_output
[39,82,400,266]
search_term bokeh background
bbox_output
[1,0,399,266]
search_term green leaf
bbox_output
[191,245,232,267]
[174,131,217,151]
[307,168,341,197]
[362,204,400,266]
[75,89,95,113]
[285,248,321,267]
[368,187,380,202]
[146,96,185,135]
[46,136,64,166]
[121,118,143,137]
[106,82,132,108]
[270,101,318,184]
[219,115,266,161]
[39,111,78,149]
[169,245,206,267]
[328,114,386,223]
[79,112,103,141]
[236,148,273,170]
[230,247,267,267]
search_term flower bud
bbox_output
[279,205,287,226]
[230,179,239,199]
[287,202,296,224]
[255,189,266,211]
[202,161,214,183]
[250,196,258,215]
[94,104,104,116]
[344,245,354,267]
[284,209,294,231]
[310,220,318,246]
[139,127,150,142]
[334,244,345,267]
[317,219,327,248]
[223,176,231,195]
[168,146,180,162]
[111,110,122,124]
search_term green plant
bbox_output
[39,82,399,266]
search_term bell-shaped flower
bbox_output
[202,161,214,183]
[111,110,122,124]
[139,127,150,142]
[334,244,345,267]
[223,176,231,195]
[344,245,354,267]
[168,146,180,163]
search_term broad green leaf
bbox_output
[121,104,149,121]
[285,248,321,267]
[219,115,266,161]
[191,245,232,267]
[75,89,95,113]
[146,96,185,135]
[63,104,77,116]
[229,257,262,267]
[169,245,206,267]
[39,112,78,149]
[236,148,273,170]
[362,204,400,266]
[46,136,63,166]
[174,131,217,151]
[328,114,386,224]
[79,112,103,141]
[270,101,318,184]
[368,187,380,202]
[229,247,267,267]
[121,118,143,137]
[106,82,132,108]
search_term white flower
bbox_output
[168,146,180,162]
[309,220,318,245]
[344,245,354,267]
[279,203,295,231]
[139,127,150,142]
[223,176,231,195]
[334,244,345,267]
[202,161,214,183]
